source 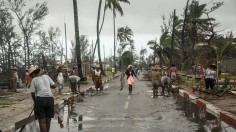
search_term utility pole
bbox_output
[73,0,83,78]
[64,22,68,71]
[103,44,105,72]
[170,9,176,66]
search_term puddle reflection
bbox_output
[175,95,234,132]
[16,94,235,132]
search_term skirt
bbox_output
[127,76,134,85]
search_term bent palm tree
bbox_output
[106,0,130,72]
[96,0,106,75]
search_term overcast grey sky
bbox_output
[24,0,236,58]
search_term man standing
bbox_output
[151,65,161,98]
[29,66,56,132]
[111,66,115,77]
[10,67,18,91]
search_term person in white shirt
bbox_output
[204,64,216,90]
[57,69,64,95]
[29,66,56,132]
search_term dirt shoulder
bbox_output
[0,73,115,131]
[177,84,236,115]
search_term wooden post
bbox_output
[170,9,176,66]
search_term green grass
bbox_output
[0,101,16,105]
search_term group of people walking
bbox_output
[23,62,221,132]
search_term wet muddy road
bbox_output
[50,75,200,132]
[16,73,234,132]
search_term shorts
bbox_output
[34,97,54,119]
[153,83,160,89]
[58,83,64,90]
[171,72,176,80]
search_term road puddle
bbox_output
[15,94,235,132]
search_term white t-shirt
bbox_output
[95,70,101,76]
[204,68,216,79]
[57,72,64,84]
[30,75,55,97]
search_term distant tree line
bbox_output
[146,0,236,72]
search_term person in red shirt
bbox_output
[70,67,76,76]
[169,64,177,82]
[25,68,31,88]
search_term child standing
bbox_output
[57,69,64,95]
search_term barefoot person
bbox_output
[161,67,171,96]
[169,64,177,83]
[94,65,103,93]
[57,69,64,95]
[125,65,138,95]
[151,65,161,98]
[29,66,56,132]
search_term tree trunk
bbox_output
[26,36,30,67]
[92,1,107,63]
[170,9,176,66]
[113,7,117,72]
[181,0,189,70]
[24,36,27,68]
[96,0,105,75]
[7,41,12,70]
[73,0,83,78]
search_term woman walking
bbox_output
[125,65,138,95]
[29,66,56,132]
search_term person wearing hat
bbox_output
[11,67,19,90]
[161,66,168,77]
[151,65,161,97]
[94,64,103,92]
[68,74,81,94]
[29,66,56,132]
[125,64,138,95]
[204,64,216,91]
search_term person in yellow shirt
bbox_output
[151,65,161,98]
[111,66,115,77]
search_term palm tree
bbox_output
[96,0,106,75]
[117,26,133,52]
[105,0,130,72]
[147,32,178,67]
[92,0,130,71]
[210,34,235,82]
[184,0,222,65]
[140,48,147,67]
[73,0,83,78]
[147,39,158,65]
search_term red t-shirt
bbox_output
[170,67,177,73]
